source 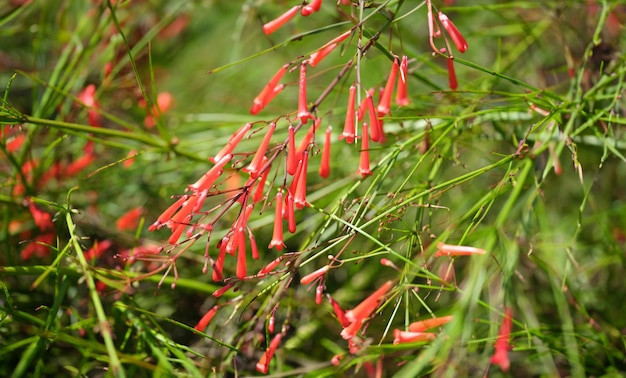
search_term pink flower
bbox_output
[438,11,468,53]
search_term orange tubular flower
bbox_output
[262,5,301,35]
[395,55,410,106]
[253,157,270,203]
[268,191,285,250]
[319,126,331,178]
[340,85,357,143]
[435,242,486,257]
[491,307,513,372]
[328,295,351,327]
[285,190,296,233]
[190,153,232,192]
[300,265,329,284]
[438,11,468,53]
[408,315,453,332]
[256,333,283,374]
[393,330,436,344]
[236,227,247,279]
[244,123,276,178]
[116,207,144,231]
[365,94,381,142]
[377,57,399,116]
[251,64,288,114]
[296,119,319,159]
[194,305,219,331]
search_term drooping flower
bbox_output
[395,55,410,106]
[447,56,458,90]
[438,11,468,53]
[262,5,301,35]
[256,333,283,373]
[297,61,313,123]
[377,57,399,116]
[236,226,247,279]
[285,189,296,233]
[268,191,285,250]
[77,84,101,126]
[293,150,309,209]
[364,94,381,143]
[358,122,371,177]
[319,126,331,178]
[434,242,486,257]
[491,307,513,372]
[340,85,357,143]
[287,125,298,176]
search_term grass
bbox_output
[1,0,626,376]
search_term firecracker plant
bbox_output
[1,0,626,377]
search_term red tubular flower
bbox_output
[341,280,394,339]
[301,0,322,16]
[316,284,324,304]
[236,227,247,279]
[309,30,351,67]
[300,265,329,284]
[296,119,319,160]
[395,55,410,106]
[297,62,313,123]
[287,125,298,175]
[262,5,301,35]
[447,56,458,90]
[150,196,187,231]
[285,189,296,233]
[377,57,399,116]
[365,94,381,142]
[258,256,284,275]
[251,64,288,114]
[340,85,357,143]
[393,330,436,344]
[194,305,219,331]
[212,281,236,297]
[244,123,276,178]
[253,158,270,203]
[116,207,143,231]
[84,239,113,261]
[345,280,393,324]
[435,242,486,257]
[491,307,513,371]
[358,122,372,177]
[438,11,468,53]
[28,202,53,231]
[212,236,229,281]
[248,228,259,260]
[256,333,283,374]
[268,191,285,250]
[328,295,351,327]
[190,153,232,192]
[319,126,331,178]
[77,84,101,126]
[65,153,96,177]
[294,150,309,209]
[211,123,251,163]
[408,315,453,332]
